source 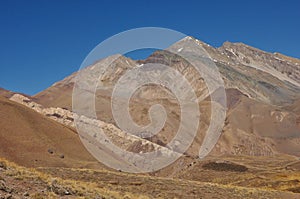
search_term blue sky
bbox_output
[1,0,300,95]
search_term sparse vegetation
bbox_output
[0,158,149,199]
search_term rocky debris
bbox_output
[0,180,11,193]
[127,140,155,153]
[10,94,43,111]
[47,149,54,154]
[76,115,179,156]
[43,107,74,127]
[9,94,75,127]
[23,192,29,197]
[49,179,72,196]
[59,154,64,159]
[0,194,12,199]
[0,162,7,170]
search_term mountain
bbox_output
[33,37,300,107]
[31,37,300,158]
[2,36,300,198]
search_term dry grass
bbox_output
[38,164,300,199]
[0,158,149,198]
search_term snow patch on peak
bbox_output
[183,36,193,41]
[177,48,183,52]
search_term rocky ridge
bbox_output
[9,93,178,159]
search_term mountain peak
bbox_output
[221,41,267,54]
[181,36,212,47]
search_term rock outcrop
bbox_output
[9,93,177,158]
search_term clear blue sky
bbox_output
[1,0,300,95]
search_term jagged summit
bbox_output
[179,36,213,50]
[32,36,300,109]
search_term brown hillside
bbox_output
[0,96,99,168]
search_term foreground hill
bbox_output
[0,96,99,168]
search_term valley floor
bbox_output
[1,156,300,199]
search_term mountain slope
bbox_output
[33,55,137,110]
[0,96,99,168]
